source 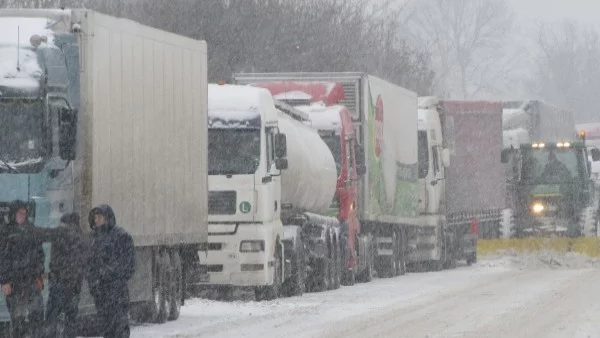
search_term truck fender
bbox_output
[282,226,306,280]
[283,225,304,252]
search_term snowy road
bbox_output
[131,252,600,338]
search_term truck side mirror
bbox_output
[275,158,288,170]
[591,148,600,162]
[356,143,366,176]
[441,148,450,168]
[274,133,287,158]
[59,108,77,160]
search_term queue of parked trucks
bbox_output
[1,7,599,335]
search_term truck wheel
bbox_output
[146,250,169,323]
[342,268,355,286]
[356,237,373,283]
[392,231,403,277]
[357,252,373,282]
[443,232,457,270]
[312,257,330,292]
[398,228,407,275]
[364,256,373,282]
[284,244,305,297]
[168,251,183,321]
[466,252,477,265]
[377,232,398,278]
[157,251,171,323]
[332,239,341,289]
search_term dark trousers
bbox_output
[5,281,44,338]
[45,282,80,338]
[93,281,130,338]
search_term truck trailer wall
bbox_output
[534,101,576,141]
[79,10,208,246]
[441,101,505,214]
[361,75,419,222]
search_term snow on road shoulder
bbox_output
[131,263,511,338]
[131,252,600,338]
[479,249,600,269]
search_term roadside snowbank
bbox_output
[479,249,600,269]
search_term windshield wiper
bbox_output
[209,170,240,176]
[10,157,43,168]
[0,158,18,173]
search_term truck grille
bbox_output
[208,191,237,215]
[340,81,360,121]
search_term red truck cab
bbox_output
[250,81,363,282]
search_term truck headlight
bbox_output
[240,240,265,253]
[531,202,545,214]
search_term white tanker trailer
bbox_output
[276,106,337,215]
[203,84,343,299]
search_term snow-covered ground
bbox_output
[131,252,600,338]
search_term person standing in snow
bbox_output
[0,200,45,338]
[35,212,87,338]
[86,204,135,338]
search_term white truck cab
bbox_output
[414,97,450,262]
[205,84,287,289]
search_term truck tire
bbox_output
[466,252,477,265]
[398,228,407,275]
[143,250,169,324]
[340,233,355,286]
[342,268,355,286]
[356,241,374,283]
[443,231,457,270]
[168,251,183,321]
[377,232,399,278]
[332,238,341,290]
[393,230,405,276]
[156,251,171,323]
[283,239,306,297]
[309,256,331,292]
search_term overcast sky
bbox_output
[509,0,600,25]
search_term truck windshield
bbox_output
[209,129,260,175]
[0,99,45,173]
[321,135,341,176]
[521,148,585,183]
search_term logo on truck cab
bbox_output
[375,95,384,157]
[239,201,252,213]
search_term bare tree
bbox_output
[533,21,600,123]
[406,0,515,98]
[1,0,435,94]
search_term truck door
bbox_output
[430,134,445,214]
[418,130,429,213]
[265,127,281,221]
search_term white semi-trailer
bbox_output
[0,9,209,333]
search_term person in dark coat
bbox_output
[36,212,87,338]
[86,204,135,338]
[0,200,45,338]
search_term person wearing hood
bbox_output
[86,204,135,338]
[34,212,87,338]
[0,200,45,338]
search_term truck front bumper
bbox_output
[200,223,276,287]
